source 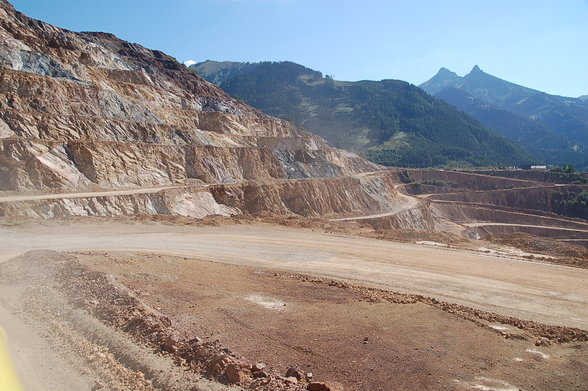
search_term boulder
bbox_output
[307,381,345,391]
[286,366,304,380]
[225,363,249,384]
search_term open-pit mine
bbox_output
[0,1,587,390]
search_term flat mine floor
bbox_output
[2,218,587,329]
[1,218,587,390]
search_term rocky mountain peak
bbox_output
[419,67,462,95]
[470,64,482,74]
[436,67,458,78]
[422,61,588,168]
[0,0,15,12]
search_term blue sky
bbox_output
[11,0,588,97]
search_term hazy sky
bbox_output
[11,0,588,97]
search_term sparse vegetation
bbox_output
[548,164,587,184]
[398,169,414,183]
[406,178,460,194]
[552,190,588,219]
[419,179,459,188]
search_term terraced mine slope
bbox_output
[403,169,588,244]
[1,1,588,391]
[2,0,587,244]
[0,0,414,221]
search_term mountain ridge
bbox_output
[434,87,568,155]
[193,60,530,168]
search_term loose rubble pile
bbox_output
[58,262,346,390]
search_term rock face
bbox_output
[0,174,405,219]
[0,0,407,220]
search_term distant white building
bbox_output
[530,165,547,171]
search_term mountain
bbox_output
[191,60,257,85]
[1,0,418,220]
[193,60,530,168]
[421,66,588,168]
[419,67,463,96]
[434,87,568,158]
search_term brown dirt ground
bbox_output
[68,250,588,391]
[0,251,234,391]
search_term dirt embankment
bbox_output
[406,169,539,190]
[483,233,588,262]
[430,184,588,213]
[433,202,588,230]
[0,251,233,391]
[347,204,436,231]
[472,169,588,183]
[471,224,588,240]
[208,173,400,218]
[0,172,413,223]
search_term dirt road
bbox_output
[2,219,587,330]
[330,190,419,221]
[0,170,394,205]
[464,222,588,233]
[0,185,183,203]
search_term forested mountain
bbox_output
[421,66,588,169]
[193,61,530,168]
[435,87,568,157]
[190,60,257,85]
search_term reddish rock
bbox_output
[159,336,178,353]
[252,370,268,378]
[286,366,304,380]
[253,362,267,371]
[225,363,249,384]
[535,337,551,346]
[307,381,345,391]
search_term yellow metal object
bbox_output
[0,327,24,391]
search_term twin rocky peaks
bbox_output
[421,65,588,168]
[421,65,499,96]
